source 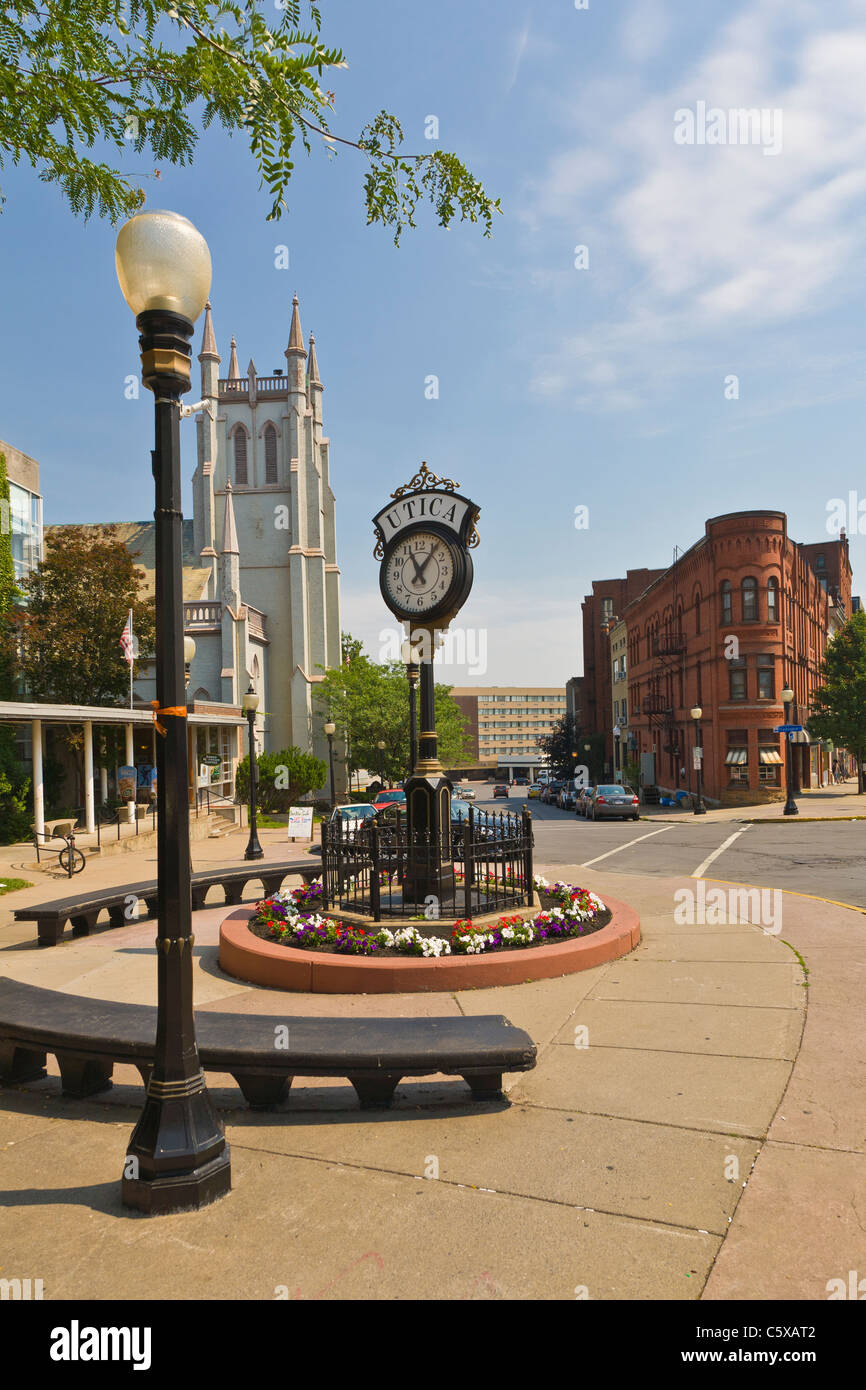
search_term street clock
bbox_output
[373,463,479,631]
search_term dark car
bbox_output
[493,784,509,798]
[513,777,529,786]
[585,784,640,821]
[541,780,563,804]
[575,784,594,817]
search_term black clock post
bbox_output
[373,464,480,912]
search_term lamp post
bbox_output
[401,639,420,777]
[115,208,230,1213]
[781,686,799,816]
[242,683,263,860]
[377,739,386,787]
[184,635,196,692]
[324,721,336,809]
[690,705,706,814]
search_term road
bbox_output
[467,787,866,910]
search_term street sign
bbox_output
[692,746,703,768]
[201,754,221,766]
[773,725,803,734]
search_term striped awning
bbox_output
[789,729,811,744]
[725,748,748,765]
[759,749,783,765]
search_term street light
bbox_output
[690,705,706,815]
[242,683,263,860]
[116,208,230,1213]
[401,639,421,776]
[781,686,798,816]
[324,720,336,810]
[377,739,386,786]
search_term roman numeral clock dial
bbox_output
[384,531,456,616]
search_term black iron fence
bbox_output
[321,806,534,922]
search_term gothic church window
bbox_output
[233,428,248,485]
[264,424,278,484]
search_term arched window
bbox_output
[264,424,277,484]
[767,576,779,622]
[192,686,211,704]
[742,576,758,622]
[720,580,732,625]
[694,590,702,633]
[233,428,248,486]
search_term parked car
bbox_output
[328,802,377,826]
[493,784,510,798]
[558,785,576,810]
[575,785,594,817]
[372,788,407,810]
[584,784,640,821]
[453,784,476,801]
[541,781,563,804]
[527,784,541,799]
[513,777,529,786]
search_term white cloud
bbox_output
[619,0,672,64]
[525,0,866,410]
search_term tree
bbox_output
[808,610,866,793]
[0,1,500,241]
[8,525,155,706]
[536,713,578,779]
[234,746,326,813]
[315,636,470,783]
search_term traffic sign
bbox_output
[773,725,803,734]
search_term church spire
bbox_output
[307,332,321,386]
[222,480,239,554]
[199,301,219,361]
[228,337,241,380]
[308,331,323,426]
[287,292,305,355]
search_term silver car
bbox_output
[585,785,640,821]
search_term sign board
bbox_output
[287,806,314,842]
[117,765,137,800]
[692,746,703,769]
[198,766,211,788]
[773,725,803,734]
[201,754,222,766]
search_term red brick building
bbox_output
[583,512,854,806]
[581,569,665,767]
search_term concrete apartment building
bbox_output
[451,686,567,779]
[0,440,43,584]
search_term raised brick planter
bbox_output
[218,896,641,993]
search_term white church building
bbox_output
[184,292,342,758]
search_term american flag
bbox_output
[120,612,134,666]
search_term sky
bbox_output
[2,0,865,686]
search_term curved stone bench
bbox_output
[0,978,536,1111]
[13,859,322,946]
[219,894,641,993]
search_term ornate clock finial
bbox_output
[390,461,459,500]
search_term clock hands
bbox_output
[410,549,436,586]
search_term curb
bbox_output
[218,895,641,993]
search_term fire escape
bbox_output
[640,547,688,773]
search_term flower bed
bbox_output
[248,875,610,959]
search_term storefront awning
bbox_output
[725,748,748,765]
[759,749,783,764]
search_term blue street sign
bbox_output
[773,724,803,733]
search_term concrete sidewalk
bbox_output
[639,778,866,823]
[0,856,862,1300]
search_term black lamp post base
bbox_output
[783,802,799,816]
[693,804,707,815]
[244,842,264,861]
[122,1147,231,1215]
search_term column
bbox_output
[83,720,96,833]
[126,722,135,823]
[32,718,44,842]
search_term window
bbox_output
[233,428,248,485]
[694,591,701,634]
[726,732,749,783]
[742,576,758,622]
[264,423,278,484]
[601,597,614,621]
[767,577,779,623]
[729,659,747,700]
[757,730,782,784]
[816,554,826,570]
[756,655,774,700]
[721,581,732,624]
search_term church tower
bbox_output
[191,296,342,759]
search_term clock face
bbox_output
[384,530,456,615]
